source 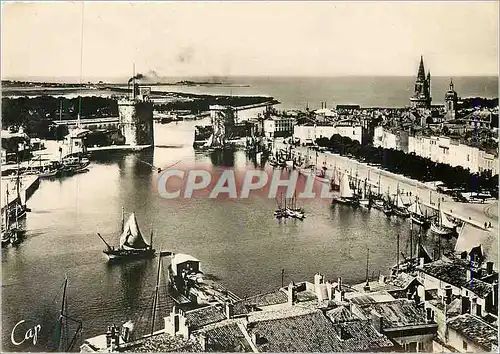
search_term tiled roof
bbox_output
[389,273,421,290]
[244,289,288,307]
[325,306,359,323]
[419,258,493,298]
[347,291,396,305]
[201,322,253,352]
[355,299,429,329]
[121,333,203,352]
[455,224,498,266]
[232,300,249,317]
[247,311,393,352]
[447,314,498,351]
[185,304,226,328]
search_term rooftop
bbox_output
[419,258,494,298]
[185,304,227,329]
[354,299,430,330]
[121,333,202,352]
[247,310,393,352]
[325,306,359,323]
[243,289,288,308]
[447,314,498,351]
[455,224,498,267]
[199,321,253,352]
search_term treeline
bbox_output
[315,134,498,192]
[459,97,498,110]
[154,95,278,113]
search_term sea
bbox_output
[5,75,498,110]
[1,76,498,352]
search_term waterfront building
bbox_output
[409,56,432,109]
[444,79,459,120]
[408,134,499,175]
[446,314,498,352]
[117,84,154,147]
[57,128,90,159]
[373,126,410,152]
[293,123,362,144]
[261,115,295,138]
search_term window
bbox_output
[462,340,468,350]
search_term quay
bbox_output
[1,175,39,207]
[274,141,498,230]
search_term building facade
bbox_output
[408,135,498,175]
[409,56,432,109]
[293,124,362,144]
[373,126,410,152]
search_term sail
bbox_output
[340,176,353,198]
[395,194,405,208]
[409,201,423,215]
[440,210,456,229]
[119,213,150,250]
[203,134,213,148]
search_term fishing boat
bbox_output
[408,197,429,227]
[332,174,358,206]
[97,209,155,261]
[314,166,331,184]
[59,156,90,175]
[392,189,410,218]
[430,202,456,237]
[358,179,371,208]
[382,202,393,216]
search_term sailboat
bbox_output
[408,196,429,227]
[97,208,155,261]
[358,179,371,208]
[56,277,82,352]
[286,193,305,219]
[332,173,357,206]
[430,202,456,236]
[392,188,410,218]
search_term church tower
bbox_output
[409,56,432,109]
[444,78,458,120]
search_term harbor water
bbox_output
[2,122,455,351]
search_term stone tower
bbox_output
[117,84,154,147]
[409,56,432,109]
[444,79,458,120]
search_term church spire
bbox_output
[449,78,454,91]
[417,55,426,80]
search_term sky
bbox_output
[1,1,499,79]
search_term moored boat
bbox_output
[430,202,456,237]
[97,208,155,261]
[332,174,358,206]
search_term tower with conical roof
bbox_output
[444,78,458,120]
[410,56,432,109]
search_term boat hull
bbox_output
[410,214,429,227]
[104,248,156,261]
[430,223,454,236]
[393,208,410,218]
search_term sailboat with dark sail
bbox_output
[408,196,429,227]
[430,201,456,237]
[97,208,155,261]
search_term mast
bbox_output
[396,234,400,274]
[150,226,154,249]
[151,252,162,336]
[58,277,68,352]
[121,206,125,232]
[378,173,381,196]
[410,221,413,260]
[365,248,370,284]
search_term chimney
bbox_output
[419,257,425,267]
[445,286,452,305]
[251,332,260,345]
[466,268,472,282]
[461,297,470,315]
[326,281,333,301]
[287,281,296,305]
[198,333,207,351]
[225,301,234,320]
[414,293,421,306]
[426,308,433,321]
[461,251,467,260]
[406,289,413,300]
[486,261,494,275]
[371,311,383,333]
[338,277,342,292]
